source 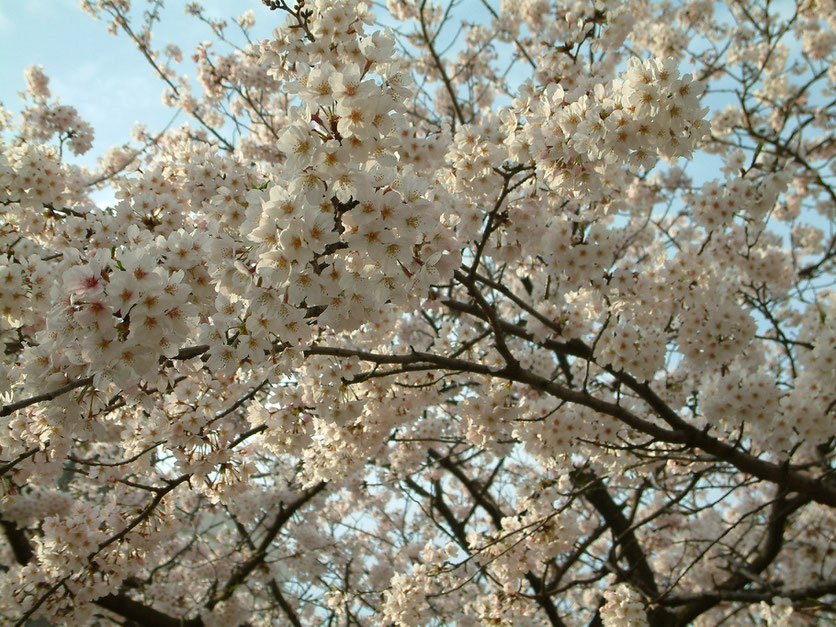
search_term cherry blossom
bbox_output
[1,0,836,625]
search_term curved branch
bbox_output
[673,492,812,625]
[427,449,566,626]
[573,470,660,599]
[207,481,327,610]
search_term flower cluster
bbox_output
[18,66,94,156]
[600,583,649,627]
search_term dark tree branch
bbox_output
[427,449,567,626]
[207,482,327,610]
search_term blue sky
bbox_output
[0,0,275,169]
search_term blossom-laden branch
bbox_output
[2,0,836,625]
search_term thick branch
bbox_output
[662,578,836,606]
[574,471,659,598]
[1,518,34,566]
[95,594,203,627]
[207,481,327,609]
[1,345,208,418]
[673,492,812,625]
[427,450,566,626]
[438,298,836,508]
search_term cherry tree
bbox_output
[1,0,835,624]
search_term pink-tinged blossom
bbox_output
[62,261,107,298]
